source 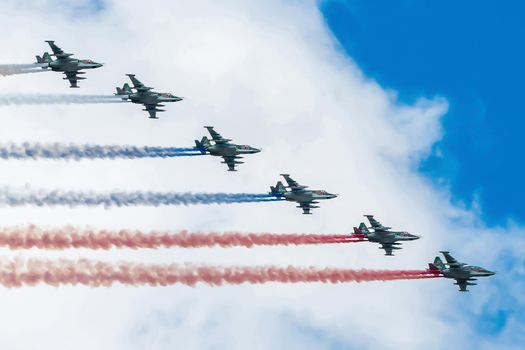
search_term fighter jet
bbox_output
[269,174,337,214]
[115,74,183,119]
[35,40,103,88]
[428,251,495,292]
[194,126,261,171]
[353,215,420,256]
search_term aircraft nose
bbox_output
[487,270,496,276]
[252,148,261,153]
[96,62,103,68]
[329,193,338,199]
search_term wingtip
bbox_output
[126,73,135,77]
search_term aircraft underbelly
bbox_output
[285,193,311,202]
[50,62,77,71]
[369,235,394,243]
[445,270,470,279]
[209,147,235,156]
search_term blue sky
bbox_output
[321,0,525,226]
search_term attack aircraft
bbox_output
[195,126,261,171]
[353,215,420,256]
[35,40,103,88]
[269,174,337,214]
[115,74,183,119]
[428,251,495,292]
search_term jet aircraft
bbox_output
[428,251,495,292]
[35,40,103,88]
[195,126,261,171]
[269,174,337,214]
[353,215,420,256]
[115,74,183,119]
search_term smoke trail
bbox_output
[0,256,441,288]
[0,188,282,208]
[0,94,124,106]
[0,143,202,160]
[0,64,48,76]
[0,226,363,249]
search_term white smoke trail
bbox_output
[0,64,48,76]
[0,94,125,105]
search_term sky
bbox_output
[0,0,523,349]
[321,0,525,226]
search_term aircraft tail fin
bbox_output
[432,257,446,271]
[358,222,371,236]
[194,136,211,154]
[115,82,132,96]
[270,181,286,196]
[36,52,52,65]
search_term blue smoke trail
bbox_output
[0,143,202,160]
[0,188,283,208]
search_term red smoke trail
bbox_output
[0,257,441,288]
[0,225,366,250]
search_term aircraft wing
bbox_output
[381,244,394,256]
[297,201,320,215]
[127,74,153,92]
[46,40,72,59]
[205,126,231,145]
[441,251,466,268]
[379,243,401,256]
[298,202,313,215]
[222,155,244,171]
[64,71,80,88]
[455,279,469,292]
[281,174,308,191]
[144,103,165,119]
[365,215,385,229]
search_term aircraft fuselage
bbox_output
[366,230,420,244]
[282,190,337,203]
[441,267,495,280]
[128,92,182,105]
[207,144,260,157]
[48,59,102,72]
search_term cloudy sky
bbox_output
[0,0,523,349]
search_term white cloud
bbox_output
[0,0,521,349]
